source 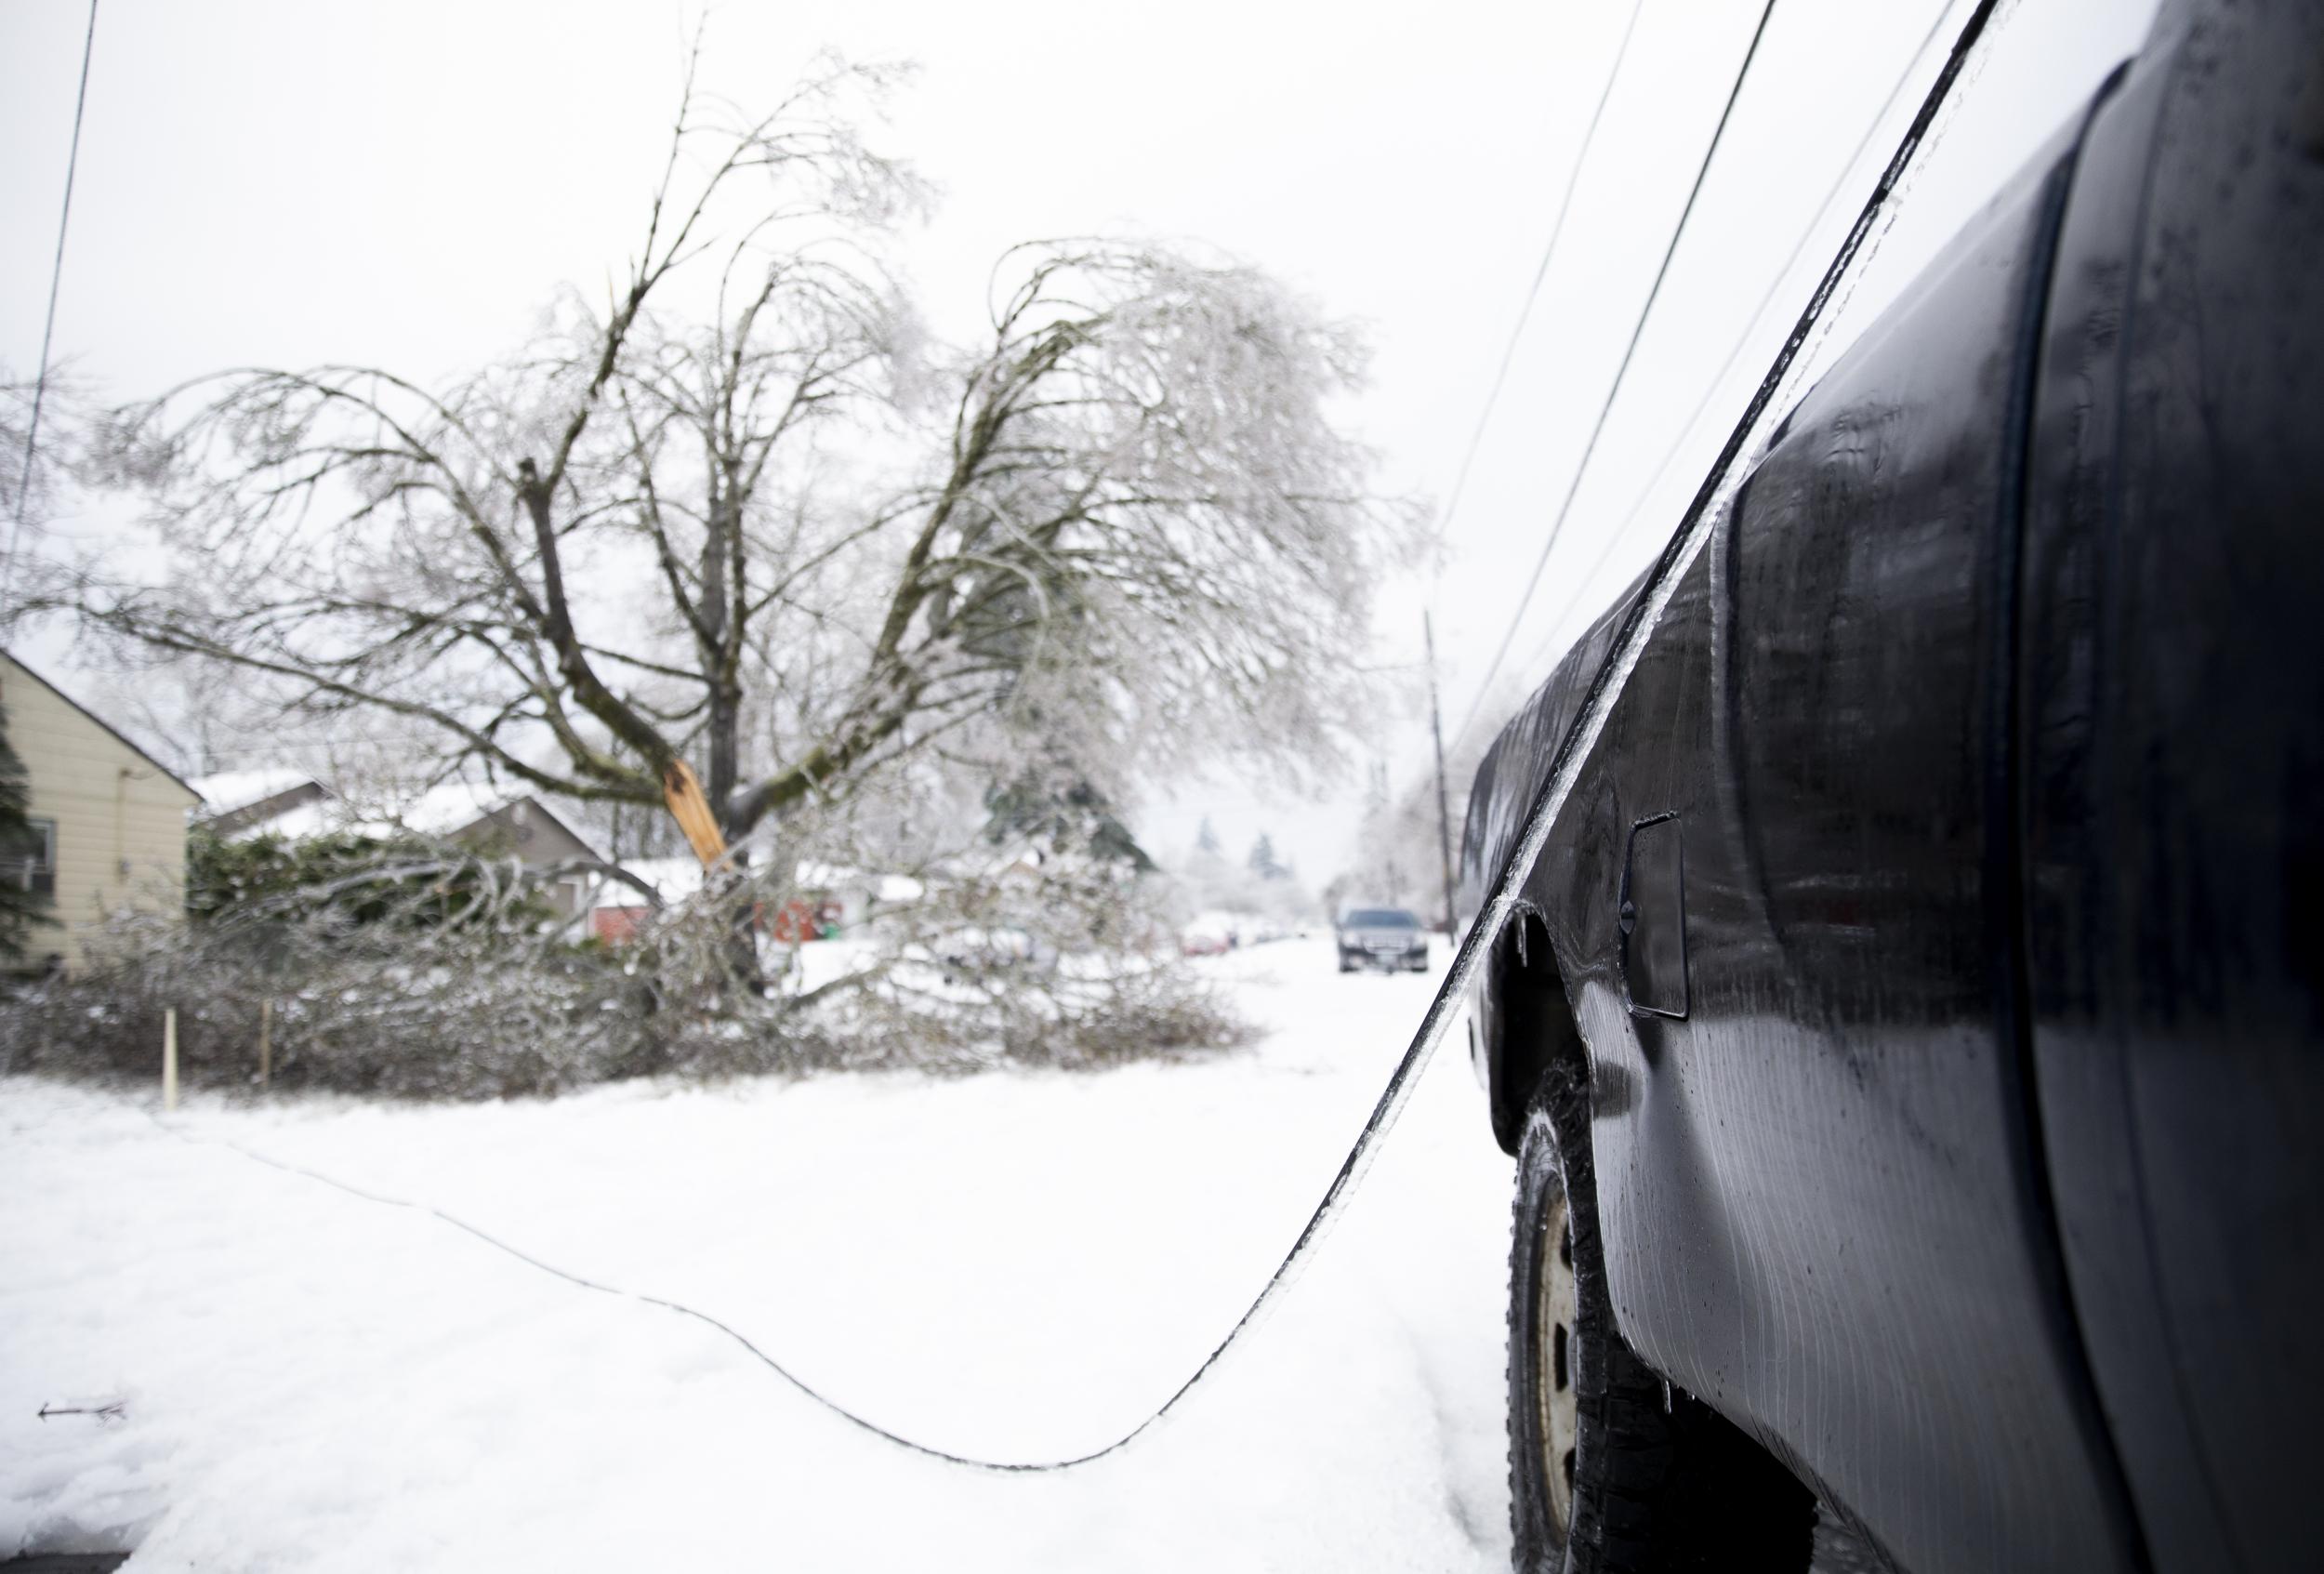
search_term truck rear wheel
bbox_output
[1508,1090,1581,1568]
[1509,1068,1816,1572]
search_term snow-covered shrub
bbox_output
[778,840,1255,1076]
[0,840,1249,1099]
[0,853,640,1098]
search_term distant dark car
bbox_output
[1335,906,1429,972]
[1462,7,2324,1572]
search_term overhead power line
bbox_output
[1432,0,1648,546]
[4,0,100,616]
[1451,0,1777,749]
[1512,0,1962,687]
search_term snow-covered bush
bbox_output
[0,840,1248,1099]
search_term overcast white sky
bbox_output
[2,0,2160,887]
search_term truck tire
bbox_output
[1509,1065,1816,1572]
[1509,1089,1581,1569]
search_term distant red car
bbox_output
[1178,928,1232,958]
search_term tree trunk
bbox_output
[707,680,741,837]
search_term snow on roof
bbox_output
[247,799,339,842]
[190,768,319,817]
[592,856,705,908]
[191,769,605,862]
[387,782,522,837]
[190,774,495,839]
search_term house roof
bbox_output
[1,651,200,801]
[439,794,603,865]
[188,769,609,865]
[403,787,603,863]
[191,767,323,818]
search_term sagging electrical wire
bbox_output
[155,0,2003,1475]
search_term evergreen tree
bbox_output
[982,774,1155,872]
[1247,832,1285,881]
[0,708,56,966]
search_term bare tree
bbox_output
[72,53,1419,873]
[4,365,79,629]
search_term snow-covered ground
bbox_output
[3,935,1518,1571]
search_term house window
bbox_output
[1,816,54,896]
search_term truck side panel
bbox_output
[1518,112,2139,1574]
[2022,3,2324,1566]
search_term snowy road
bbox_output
[3,935,1517,1571]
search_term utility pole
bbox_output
[1425,612,1457,937]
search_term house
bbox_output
[3,652,202,974]
[191,774,606,919]
[429,794,601,917]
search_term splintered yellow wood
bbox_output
[661,760,728,869]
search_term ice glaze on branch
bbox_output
[68,61,1419,863]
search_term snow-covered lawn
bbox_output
[3,935,1516,1571]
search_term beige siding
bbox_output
[4,655,200,972]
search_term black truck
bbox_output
[1459,4,2324,1570]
